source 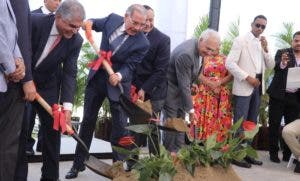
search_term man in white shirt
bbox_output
[226,15,275,168]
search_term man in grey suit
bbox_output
[163,29,221,152]
[0,0,26,180]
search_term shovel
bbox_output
[35,93,114,179]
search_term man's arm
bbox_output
[225,38,249,82]
[141,36,170,93]
[175,54,194,112]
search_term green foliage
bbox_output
[273,22,294,49]
[193,15,209,38]
[73,43,96,111]
[133,146,176,181]
[177,118,258,169]
[220,18,240,55]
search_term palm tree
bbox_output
[193,15,209,38]
[273,22,294,49]
[220,17,240,55]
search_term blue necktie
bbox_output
[110,33,126,52]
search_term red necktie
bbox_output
[50,35,62,52]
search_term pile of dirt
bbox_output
[113,163,241,181]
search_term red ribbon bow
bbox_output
[52,104,67,134]
[87,50,112,71]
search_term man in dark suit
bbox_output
[163,29,221,153]
[267,31,300,163]
[25,0,62,157]
[0,0,27,180]
[24,0,85,180]
[131,5,170,155]
[32,0,61,14]
[65,4,149,179]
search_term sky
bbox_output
[28,0,300,54]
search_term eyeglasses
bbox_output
[255,23,266,30]
[128,16,146,29]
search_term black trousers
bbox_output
[0,86,25,181]
[73,71,129,169]
[33,102,61,180]
[268,93,300,156]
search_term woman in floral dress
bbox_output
[190,52,232,142]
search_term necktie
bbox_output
[50,35,62,52]
[110,33,126,52]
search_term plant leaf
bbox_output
[205,134,217,151]
[159,173,172,181]
[244,125,259,139]
[125,124,152,135]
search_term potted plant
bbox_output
[111,118,258,181]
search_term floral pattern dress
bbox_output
[190,55,232,142]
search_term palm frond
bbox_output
[194,15,209,38]
[273,22,294,49]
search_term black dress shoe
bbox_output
[26,149,35,156]
[270,154,280,163]
[294,161,300,173]
[245,156,263,165]
[231,159,251,168]
[65,166,86,179]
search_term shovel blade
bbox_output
[84,155,113,179]
[119,94,151,124]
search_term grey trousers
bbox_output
[0,87,24,181]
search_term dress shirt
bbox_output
[109,23,129,80]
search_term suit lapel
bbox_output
[34,16,55,65]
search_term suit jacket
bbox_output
[226,32,274,96]
[0,0,22,92]
[133,27,170,101]
[31,14,83,105]
[89,13,149,100]
[165,38,201,113]
[267,48,297,100]
[31,7,43,13]
[10,0,32,82]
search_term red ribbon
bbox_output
[87,50,112,71]
[130,85,139,103]
[52,104,67,134]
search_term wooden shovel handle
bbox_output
[35,93,73,134]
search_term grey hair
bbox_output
[125,4,147,17]
[199,29,221,44]
[56,0,85,21]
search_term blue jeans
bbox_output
[233,86,261,130]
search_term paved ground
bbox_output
[28,151,300,181]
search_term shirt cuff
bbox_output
[63,102,73,111]
[189,109,195,114]
[116,72,122,80]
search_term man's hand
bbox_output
[23,81,37,101]
[246,76,261,87]
[260,36,268,53]
[189,112,195,124]
[138,89,145,101]
[109,73,121,86]
[281,51,289,66]
[82,20,92,31]
[191,84,199,95]
[64,110,72,128]
[8,58,25,82]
